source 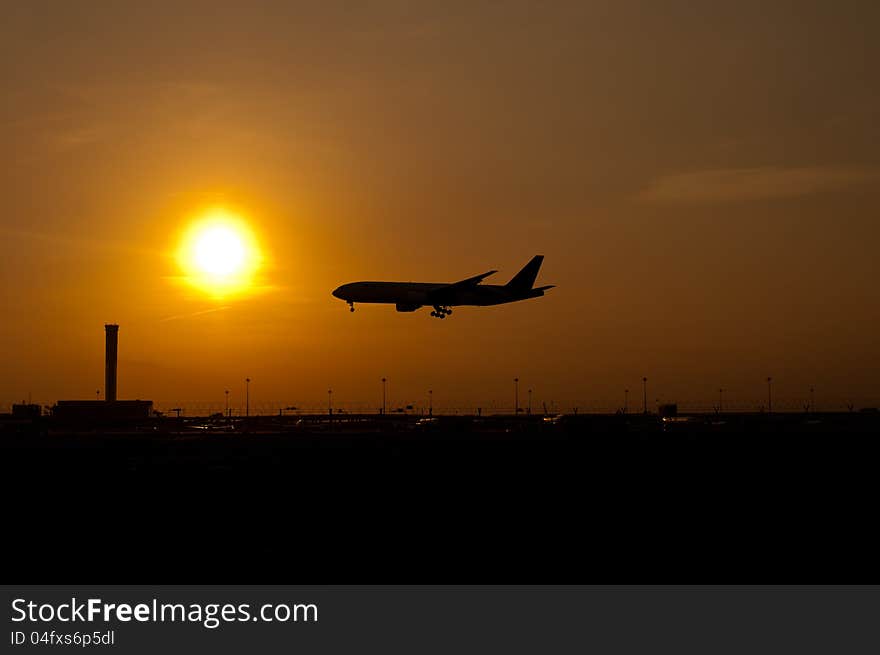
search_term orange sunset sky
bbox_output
[2,2,879,413]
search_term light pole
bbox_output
[225,389,229,417]
[428,389,433,417]
[328,388,332,416]
[810,386,815,413]
[624,389,629,414]
[766,377,772,413]
[245,378,251,417]
[96,389,100,401]
[514,378,519,415]
[528,388,532,416]
[381,377,387,415]
[642,377,648,414]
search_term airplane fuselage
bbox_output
[332,281,545,307]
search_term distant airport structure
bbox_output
[332,255,554,318]
[52,323,153,421]
[105,323,118,402]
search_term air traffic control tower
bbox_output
[52,323,152,422]
[105,323,118,402]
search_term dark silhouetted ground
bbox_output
[2,412,877,582]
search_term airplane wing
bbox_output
[428,270,496,302]
[447,270,497,288]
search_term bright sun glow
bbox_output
[177,209,263,297]
[194,226,246,276]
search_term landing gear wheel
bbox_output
[446,308,453,315]
[347,301,355,312]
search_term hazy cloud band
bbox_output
[641,166,880,204]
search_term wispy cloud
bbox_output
[50,125,110,150]
[640,166,880,204]
[159,306,231,322]
[1,227,160,257]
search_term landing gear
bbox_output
[347,301,355,312]
[431,305,452,319]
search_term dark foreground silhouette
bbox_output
[2,412,877,582]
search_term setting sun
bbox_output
[194,226,246,276]
[176,208,263,297]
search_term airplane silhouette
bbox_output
[332,255,554,319]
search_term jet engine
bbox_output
[395,303,422,312]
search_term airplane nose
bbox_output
[332,286,343,299]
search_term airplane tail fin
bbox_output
[506,255,544,290]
